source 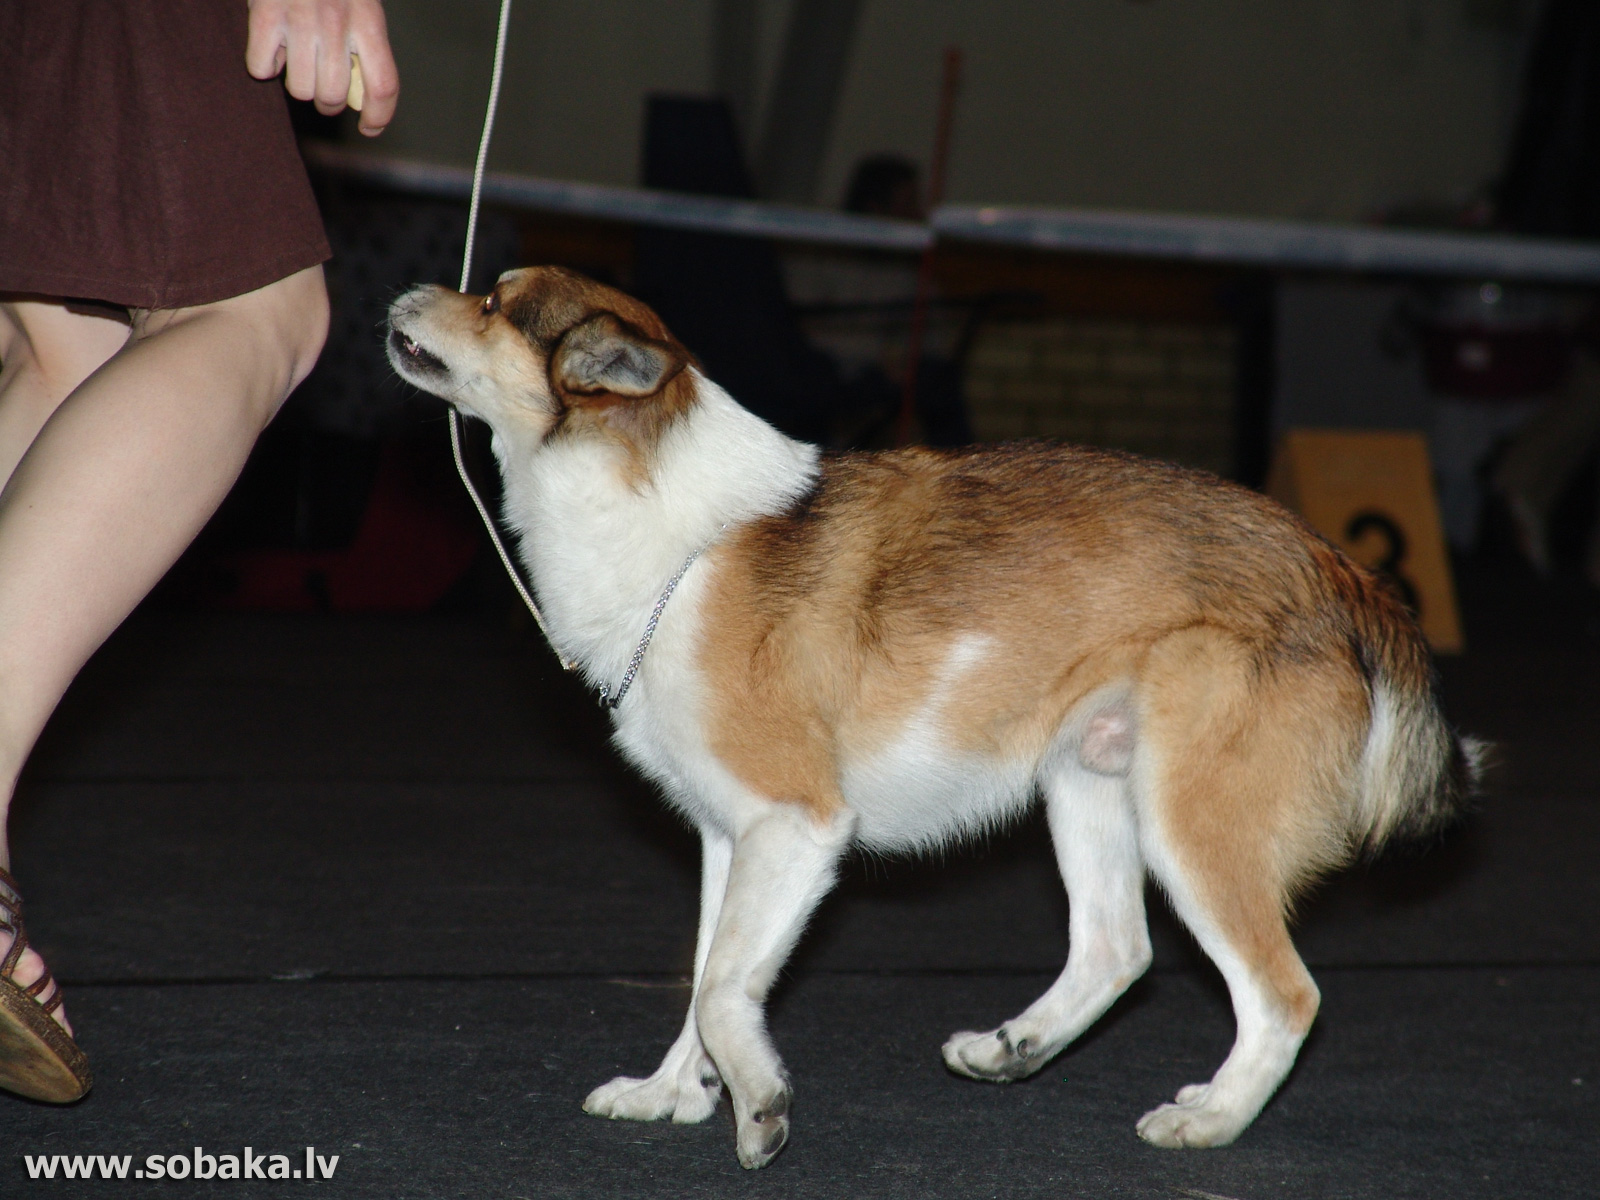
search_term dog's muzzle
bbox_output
[388,326,448,375]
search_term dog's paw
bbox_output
[582,1063,722,1125]
[941,1026,1043,1082]
[1136,1088,1245,1149]
[734,1086,790,1170]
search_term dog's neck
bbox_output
[492,373,820,687]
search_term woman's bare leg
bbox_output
[0,266,329,1033]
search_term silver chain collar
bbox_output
[597,528,725,710]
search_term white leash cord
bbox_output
[442,0,709,701]
[446,0,576,671]
[456,0,511,297]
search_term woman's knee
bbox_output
[131,265,330,422]
[263,265,331,391]
[213,264,331,391]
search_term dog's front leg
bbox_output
[583,826,732,1124]
[697,803,852,1169]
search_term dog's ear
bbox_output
[550,313,686,399]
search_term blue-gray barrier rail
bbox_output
[305,143,1600,285]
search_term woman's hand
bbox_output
[245,0,399,137]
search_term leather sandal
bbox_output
[0,867,91,1102]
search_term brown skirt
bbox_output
[0,0,330,310]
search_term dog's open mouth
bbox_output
[389,328,448,375]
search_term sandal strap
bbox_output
[23,967,51,999]
[37,981,64,1016]
[0,868,25,981]
[0,916,25,981]
[0,870,23,974]
[0,867,65,1013]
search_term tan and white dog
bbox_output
[387,267,1479,1170]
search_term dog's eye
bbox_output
[481,293,499,316]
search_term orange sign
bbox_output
[1267,429,1463,653]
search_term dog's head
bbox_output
[387,267,696,470]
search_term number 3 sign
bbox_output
[1267,430,1464,653]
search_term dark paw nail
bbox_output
[760,1123,789,1158]
[752,1089,790,1124]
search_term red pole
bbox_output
[896,46,962,446]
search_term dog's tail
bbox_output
[1341,562,1485,852]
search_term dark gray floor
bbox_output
[3,561,1596,1197]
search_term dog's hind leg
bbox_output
[584,826,731,1124]
[696,802,853,1169]
[1132,633,1328,1148]
[1133,824,1319,1149]
[943,761,1151,1081]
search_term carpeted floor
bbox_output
[2,559,1595,1197]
